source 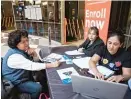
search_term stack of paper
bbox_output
[65,50,84,55]
[57,67,79,84]
[43,53,63,63]
[73,57,91,69]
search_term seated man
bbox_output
[78,26,104,56]
[2,30,60,99]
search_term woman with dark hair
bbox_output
[89,31,131,82]
[2,30,60,99]
[78,26,104,56]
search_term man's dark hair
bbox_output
[8,30,28,48]
[107,30,125,44]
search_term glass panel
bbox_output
[13,1,61,43]
[47,1,61,42]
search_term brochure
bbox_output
[57,67,79,84]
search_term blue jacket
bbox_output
[2,48,33,85]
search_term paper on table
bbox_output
[65,50,84,55]
[40,53,63,63]
[88,65,115,78]
[46,53,63,60]
[36,50,66,62]
[73,57,91,69]
[59,56,66,62]
[57,67,79,84]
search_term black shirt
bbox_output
[78,37,104,57]
[96,46,131,75]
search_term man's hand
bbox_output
[106,75,124,83]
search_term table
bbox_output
[40,46,131,99]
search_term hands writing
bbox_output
[79,69,105,80]
[94,72,105,80]
[94,72,124,83]
[106,75,124,83]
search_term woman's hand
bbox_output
[27,48,36,57]
[46,61,61,68]
[51,61,61,67]
[94,72,105,80]
[106,75,124,83]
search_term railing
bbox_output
[1,17,15,29]
[66,18,84,40]
[15,20,61,42]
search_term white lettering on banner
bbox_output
[85,8,106,30]
[86,8,106,18]
[85,20,105,30]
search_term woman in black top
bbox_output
[78,26,104,56]
[89,31,131,82]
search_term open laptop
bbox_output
[71,75,128,99]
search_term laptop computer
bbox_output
[71,75,128,99]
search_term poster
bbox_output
[30,8,36,20]
[84,0,111,43]
[36,8,42,20]
[25,5,42,20]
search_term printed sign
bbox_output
[84,1,111,43]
